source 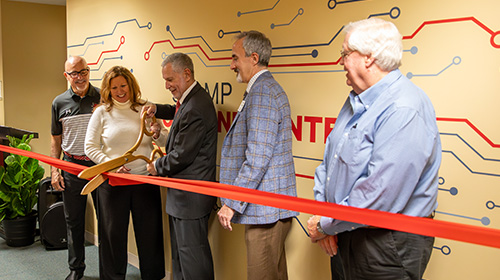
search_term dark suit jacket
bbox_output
[155,82,217,219]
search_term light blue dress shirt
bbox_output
[314,69,441,235]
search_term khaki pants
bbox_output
[245,218,292,280]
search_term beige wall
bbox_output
[66,0,500,279]
[0,2,4,125]
[0,0,66,172]
[0,0,494,279]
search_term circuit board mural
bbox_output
[66,0,500,278]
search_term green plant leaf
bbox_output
[0,200,8,210]
[3,172,18,187]
[4,154,19,167]
[14,172,24,188]
[7,135,20,147]
[0,186,13,202]
[17,143,31,152]
[26,158,38,173]
[34,166,45,180]
[23,134,34,145]
[11,196,24,216]
[1,134,43,220]
[0,166,5,182]
[20,156,30,166]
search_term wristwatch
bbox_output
[317,221,327,235]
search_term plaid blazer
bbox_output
[220,71,299,224]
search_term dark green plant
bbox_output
[0,134,44,222]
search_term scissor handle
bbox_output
[142,112,157,137]
[130,148,164,164]
[125,111,158,155]
[150,148,164,161]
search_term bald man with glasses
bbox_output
[50,56,101,280]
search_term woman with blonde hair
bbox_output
[85,66,166,280]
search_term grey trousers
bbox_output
[334,228,434,280]
[169,213,214,280]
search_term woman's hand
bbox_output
[116,165,131,174]
[150,121,161,140]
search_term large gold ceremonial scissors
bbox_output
[79,111,164,195]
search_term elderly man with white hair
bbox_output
[308,18,441,280]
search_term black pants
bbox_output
[97,181,165,280]
[169,214,214,280]
[330,250,345,280]
[334,228,434,280]
[61,156,97,273]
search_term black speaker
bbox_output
[40,201,67,249]
[38,177,67,250]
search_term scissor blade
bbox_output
[80,174,107,195]
[78,155,132,179]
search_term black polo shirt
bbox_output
[51,84,100,156]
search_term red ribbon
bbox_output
[2,144,500,249]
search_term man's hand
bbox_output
[141,104,157,119]
[50,135,64,191]
[317,235,338,257]
[217,204,235,231]
[308,215,338,256]
[51,169,65,191]
[147,162,158,176]
[307,215,327,242]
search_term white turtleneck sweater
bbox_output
[85,99,167,175]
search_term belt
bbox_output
[364,213,434,230]
[63,151,92,162]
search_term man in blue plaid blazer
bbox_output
[218,30,299,280]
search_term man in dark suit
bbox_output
[144,52,217,280]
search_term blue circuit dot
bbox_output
[481,217,490,226]
[486,201,496,210]
[390,7,401,19]
[449,187,458,196]
[328,0,337,10]
[438,177,445,185]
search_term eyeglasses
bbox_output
[340,50,355,59]
[65,68,90,78]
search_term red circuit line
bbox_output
[4,144,500,249]
[88,36,125,66]
[145,17,498,66]
[269,58,342,68]
[403,17,495,40]
[145,39,231,61]
[437,117,500,148]
[145,38,342,67]
[296,117,500,181]
[296,173,315,180]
